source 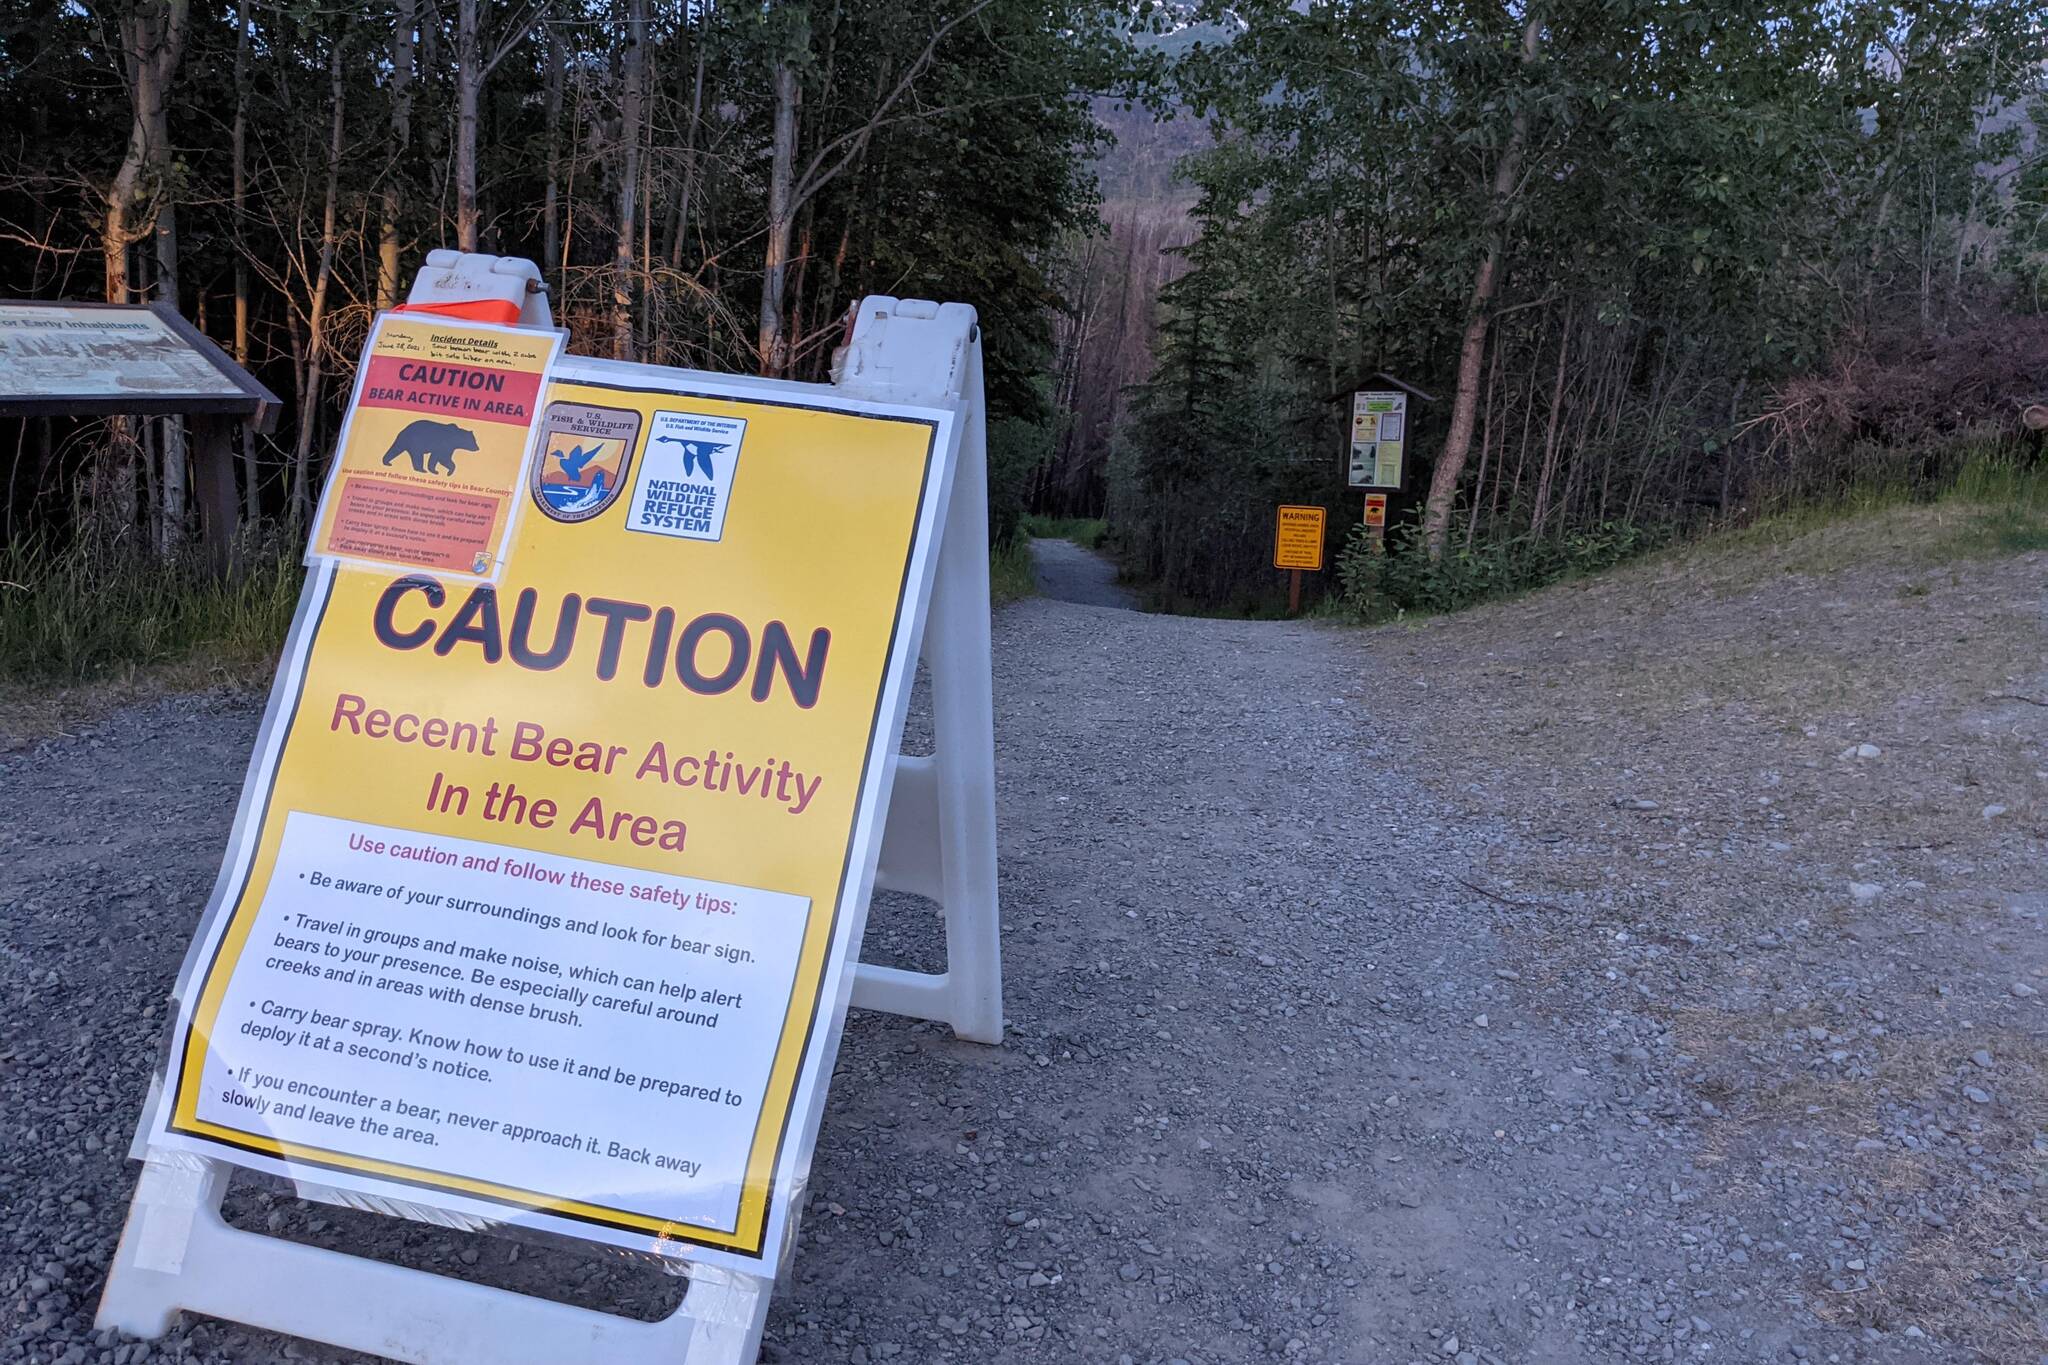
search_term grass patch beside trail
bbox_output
[1342,447,2047,624]
[1698,449,2048,579]
[1019,513,1107,550]
[990,535,1038,606]
[0,539,302,684]
[0,539,301,746]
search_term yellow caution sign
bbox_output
[154,370,953,1271]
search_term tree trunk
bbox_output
[612,0,645,361]
[667,29,708,269]
[103,86,146,303]
[102,0,190,551]
[378,0,418,309]
[292,37,347,521]
[148,3,185,556]
[542,24,564,288]
[758,52,801,377]
[155,197,185,553]
[232,0,257,522]
[1465,331,1503,547]
[1528,316,1570,539]
[1421,5,1541,560]
[455,0,481,251]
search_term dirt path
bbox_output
[1,551,2033,1364]
[1029,536,1137,609]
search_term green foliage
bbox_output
[987,415,1057,551]
[1112,0,2046,613]
[1018,514,1107,549]
[1107,198,1346,611]
[0,540,303,685]
[1338,520,1657,620]
[988,535,1039,607]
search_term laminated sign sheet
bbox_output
[308,315,563,580]
[150,366,956,1273]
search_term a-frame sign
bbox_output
[98,251,1002,1363]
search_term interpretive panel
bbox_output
[0,303,245,398]
[1347,390,1407,490]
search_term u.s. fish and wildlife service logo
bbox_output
[530,401,643,523]
[626,410,748,543]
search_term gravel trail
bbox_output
[1029,538,1137,609]
[0,587,2018,1365]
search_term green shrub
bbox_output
[1338,520,1657,620]
[986,417,1051,552]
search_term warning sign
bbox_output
[1364,493,1388,528]
[1273,504,1327,570]
[152,370,955,1272]
[310,314,562,579]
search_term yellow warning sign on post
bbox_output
[152,370,954,1272]
[1273,504,1327,570]
[309,314,563,580]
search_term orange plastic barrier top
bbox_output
[392,298,523,326]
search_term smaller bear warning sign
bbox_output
[309,313,562,579]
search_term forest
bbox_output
[1091,0,2048,611]
[0,0,2044,672]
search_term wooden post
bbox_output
[1288,569,1302,616]
[191,415,241,577]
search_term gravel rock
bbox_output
[3,547,2041,1365]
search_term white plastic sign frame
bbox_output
[97,258,1003,1365]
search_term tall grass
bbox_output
[1948,450,2048,554]
[1718,442,2048,558]
[989,534,1038,606]
[0,537,304,685]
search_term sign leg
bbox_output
[191,415,240,577]
[921,340,1002,1044]
[845,302,1003,1045]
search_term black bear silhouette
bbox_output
[380,419,480,476]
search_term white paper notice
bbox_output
[186,811,807,1235]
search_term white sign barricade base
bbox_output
[100,1111,767,1364]
[97,290,1002,1364]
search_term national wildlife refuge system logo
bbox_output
[625,410,748,543]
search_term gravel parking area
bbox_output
[1,528,2041,1364]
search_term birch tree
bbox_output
[1420,4,1542,561]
